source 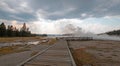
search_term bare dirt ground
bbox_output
[69,40,120,66]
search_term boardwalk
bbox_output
[18,40,76,66]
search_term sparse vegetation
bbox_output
[87,46,113,52]
[72,48,97,66]
[30,51,39,56]
[106,56,112,59]
[0,37,42,42]
[0,45,30,56]
[48,38,57,44]
[111,54,117,56]
[69,40,120,66]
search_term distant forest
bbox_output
[0,22,31,37]
[106,30,120,36]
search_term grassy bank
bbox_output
[0,37,43,43]
[0,37,57,56]
[72,48,97,66]
[0,45,30,56]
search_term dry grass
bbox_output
[87,46,113,52]
[41,38,57,45]
[72,48,97,66]
[86,46,98,49]
[111,54,118,56]
[69,40,120,66]
[0,37,43,43]
[0,45,30,56]
[30,51,39,56]
[48,38,56,45]
[0,37,17,42]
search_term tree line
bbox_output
[106,30,120,36]
[0,22,31,37]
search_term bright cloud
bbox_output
[1,17,120,34]
[0,0,120,34]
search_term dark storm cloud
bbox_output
[0,9,36,21]
[0,0,120,21]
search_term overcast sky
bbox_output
[0,0,120,34]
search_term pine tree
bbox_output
[0,23,6,37]
[0,22,32,37]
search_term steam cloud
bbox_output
[1,19,120,41]
[65,24,120,41]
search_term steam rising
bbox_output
[65,24,120,41]
[1,19,120,41]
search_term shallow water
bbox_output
[0,41,40,47]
